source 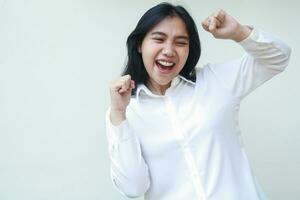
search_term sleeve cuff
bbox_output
[238,26,277,52]
[105,108,136,143]
[238,26,260,46]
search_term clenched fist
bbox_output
[201,9,251,42]
[109,75,135,125]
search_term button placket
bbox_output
[164,97,207,200]
[164,97,183,140]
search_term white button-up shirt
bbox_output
[105,28,291,200]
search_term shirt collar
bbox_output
[136,75,195,101]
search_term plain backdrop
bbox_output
[0,0,299,200]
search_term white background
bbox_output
[0,0,299,199]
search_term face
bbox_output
[139,16,189,92]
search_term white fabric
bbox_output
[105,28,291,200]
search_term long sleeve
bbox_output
[105,108,150,198]
[208,27,291,100]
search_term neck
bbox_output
[147,80,171,96]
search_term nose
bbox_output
[162,43,175,57]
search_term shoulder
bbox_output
[194,64,216,85]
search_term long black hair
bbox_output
[122,2,201,95]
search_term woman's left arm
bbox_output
[202,9,291,99]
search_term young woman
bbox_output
[105,2,291,200]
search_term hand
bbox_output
[201,9,252,42]
[109,75,135,125]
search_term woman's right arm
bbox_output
[105,75,150,198]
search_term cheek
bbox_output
[142,45,160,65]
[179,48,189,64]
[142,51,154,67]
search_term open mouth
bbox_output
[155,60,175,73]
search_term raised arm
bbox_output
[201,9,291,99]
[106,75,150,198]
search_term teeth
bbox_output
[157,60,174,67]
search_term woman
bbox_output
[105,2,291,200]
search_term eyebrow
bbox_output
[150,31,189,41]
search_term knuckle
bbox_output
[124,74,131,80]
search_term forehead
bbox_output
[148,16,188,37]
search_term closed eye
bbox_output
[176,41,188,45]
[152,38,164,43]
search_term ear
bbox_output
[138,45,142,53]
